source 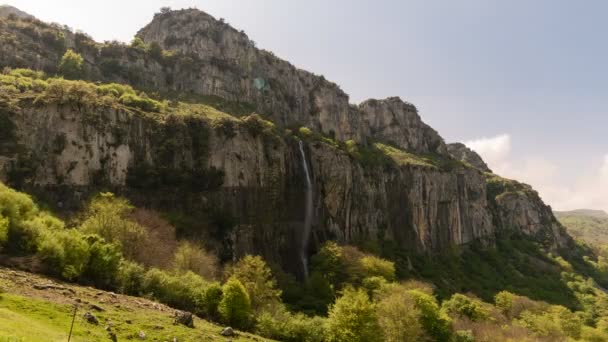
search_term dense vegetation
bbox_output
[557,210,608,246]
[3,182,608,341]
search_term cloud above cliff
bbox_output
[465,135,608,212]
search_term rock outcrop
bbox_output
[0,8,572,272]
[447,143,491,172]
[0,5,35,20]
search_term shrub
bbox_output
[80,193,148,261]
[116,260,146,295]
[173,241,218,279]
[311,242,396,288]
[130,37,147,50]
[298,126,313,138]
[408,289,453,342]
[494,291,547,319]
[0,216,7,246]
[128,209,177,269]
[97,83,136,98]
[256,304,327,342]
[196,282,222,320]
[241,114,277,137]
[9,68,45,79]
[358,255,396,281]
[37,229,90,280]
[376,287,423,342]
[219,277,252,329]
[118,93,164,112]
[442,294,489,321]
[311,241,347,289]
[58,49,84,80]
[228,255,281,312]
[326,288,381,342]
[83,235,122,288]
[141,269,207,312]
[0,183,63,253]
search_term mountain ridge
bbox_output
[0,6,572,270]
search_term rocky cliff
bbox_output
[447,143,491,172]
[0,7,572,272]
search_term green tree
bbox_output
[130,37,147,50]
[229,255,281,312]
[376,287,423,342]
[326,288,381,342]
[442,293,489,321]
[173,241,218,279]
[80,193,147,261]
[218,277,251,329]
[311,241,347,288]
[58,49,84,79]
[83,235,122,288]
[358,255,396,281]
[37,229,90,280]
[408,289,453,342]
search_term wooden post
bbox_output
[68,304,78,342]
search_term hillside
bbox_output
[556,210,608,245]
[1,5,606,342]
[0,267,266,341]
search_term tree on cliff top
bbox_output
[58,49,84,80]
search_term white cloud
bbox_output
[464,134,608,213]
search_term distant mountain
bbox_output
[555,209,608,245]
[0,5,35,20]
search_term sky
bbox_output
[4,0,608,212]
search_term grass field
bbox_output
[0,267,268,342]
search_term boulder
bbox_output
[220,327,234,336]
[83,311,98,325]
[173,311,194,328]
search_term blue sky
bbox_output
[5,0,608,211]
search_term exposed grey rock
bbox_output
[173,311,194,328]
[89,304,104,312]
[33,283,68,291]
[0,5,35,20]
[359,97,446,154]
[221,327,234,336]
[83,311,99,325]
[447,143,491,172]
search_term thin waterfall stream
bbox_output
[298,140,313,280]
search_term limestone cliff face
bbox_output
[0,8,572,268]
[359,98,446,154]
[447,143,491,172]
[135,9,365,144]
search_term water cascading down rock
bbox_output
[298,140,314,279]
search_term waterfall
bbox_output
[298,140,313,280]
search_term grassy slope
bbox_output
[556,210,608,245]
[0,267,267,342]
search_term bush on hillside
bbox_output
[408,289,453,342]
[442,294,490,322]
[326,287,381,342]
[116,260,145,295]
[37,229,89,280]
[172,241,218,279]
[118,93,164,112]
[376,286,424,342]
[228,255,281,312]
[255,304,327,342]
[80,193,148,261]
[58,49,84,80]
[219,277,252,329]
[83,235,122,288]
